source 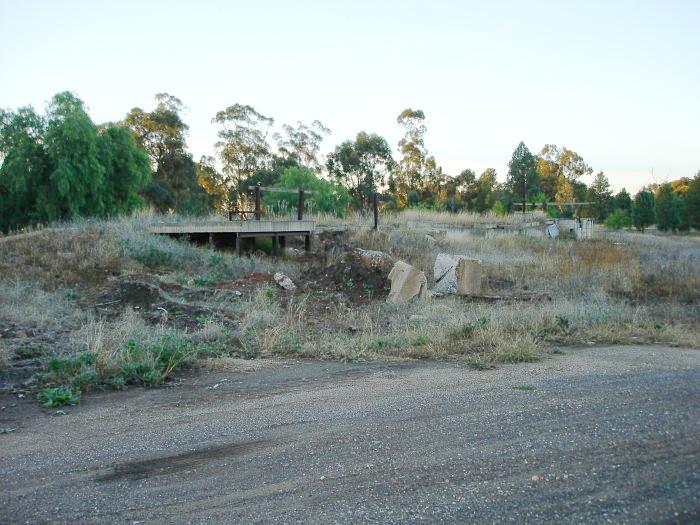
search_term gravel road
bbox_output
[1,345,699,524]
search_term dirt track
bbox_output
[1,345,699,524]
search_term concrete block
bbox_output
[433,253,482,295]
[387,261,429,303]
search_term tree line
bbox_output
[1,91,699,233]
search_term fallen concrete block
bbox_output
[455,257,482,295]
[387,261,429,303]
[273,272,296,291]
[433,253,482,295]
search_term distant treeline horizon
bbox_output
[1,92,699,233]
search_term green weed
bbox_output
[37,386,80,407]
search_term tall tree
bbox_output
[213,104,274,201]
[96,125,150,215]
[125,93,188,169]
[125,94,209,214]
[655,183,681,232]
[506,141,539,211]
[454,169,479,209]
[326,132,394,210]
[535,145,593,202]
[684,172,700,230]
[472,168,498,212]
[632,190,656,232]
[274,120,330,169]
[613,188,633,213]
[395,108,428,207]
[585,171,613,220]
[1,92,150,231]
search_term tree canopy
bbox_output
[0,92,150,232]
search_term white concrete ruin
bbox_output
[433,253,482,295]
[387,261,429,303]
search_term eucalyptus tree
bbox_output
[125,94,210,214]
[274,120,330,169]
[326,131,394,210]
[213,104,274,200]
[395,108,428,207]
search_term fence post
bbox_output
[298,189,304,220]
[254,184,261,220]
[373,193,378,230]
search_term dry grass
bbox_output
[1,210,698,381]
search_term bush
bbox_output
[37,386,80,407]
[604,209,632,230]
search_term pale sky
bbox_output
[1,0,698,192]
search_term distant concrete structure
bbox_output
[150,220,315,255]
[552,218,593,240]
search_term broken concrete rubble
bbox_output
[433,253,482,295]
[386,261,429,303]
[273,272,296,291]
[456,257,482,295]
[354,248,395,273]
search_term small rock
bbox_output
[531,475,541,481]
[15,330,27,338]
[273,272,297,291]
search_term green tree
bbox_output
[125,94,209,214]
[0,106,49,231]
[96,125,150,215]
[395,108,428,207]
[213,103,274,197]
[263,167,351,217]
[613,188,633,213]
[327,132,394,210]
[655,183,681,232]
[506,142,539,210]
[472,168,498,212]
[604,209,632,230]
[0,92,150,232]
[632,190,656,232]
[684,172,700,230]
[535,145,593,203]
[585,171,613,220]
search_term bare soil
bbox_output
[1,345,698,524]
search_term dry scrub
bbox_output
[1,211,698,404]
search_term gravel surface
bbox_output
[1,345,699,524]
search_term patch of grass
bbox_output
[193,275,218,287]
[37,386,80,407]
[512,385,535,391]
[412,334,430,346]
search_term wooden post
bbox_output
[297,189,304,220]
[228,210,234,221]
[304,234,311,251]
[373,193,378,230]
[254,184,261,220]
